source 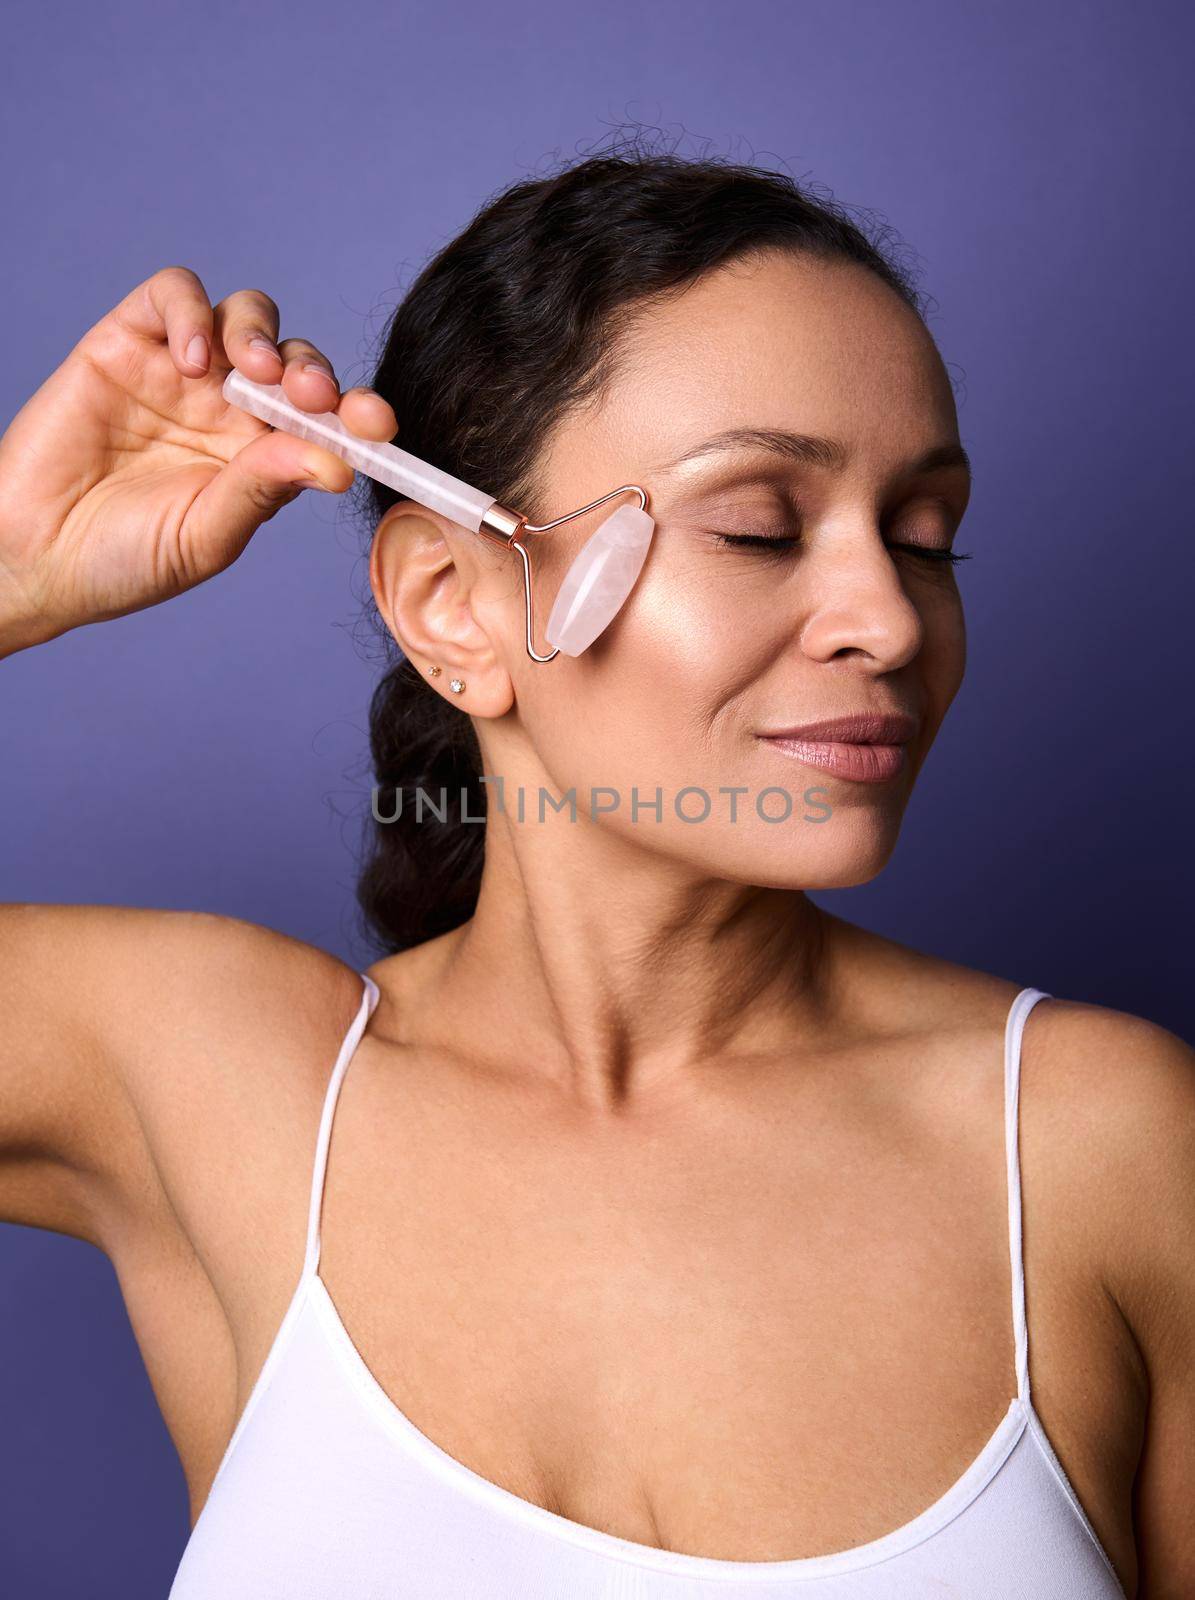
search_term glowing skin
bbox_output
[370,250,972,1100]
[374,253,969,879]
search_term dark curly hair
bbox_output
[350,132,929,956]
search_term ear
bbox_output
[369,501,515,719]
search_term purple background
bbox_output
[2,1,1192,1592]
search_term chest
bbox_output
[157,1044,1138,1583]
[295,1065,1128,1565]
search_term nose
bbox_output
[796,528,925,672]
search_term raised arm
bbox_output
[0,265,395,1243]
[0,904,229,1245]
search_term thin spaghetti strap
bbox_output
[198,971,382,1503]
[300,973,381,1283]
[1004,985,1052,1407]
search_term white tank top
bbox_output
[168,980,1126,1597]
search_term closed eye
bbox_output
[889,542,972,566]
[712,531,799,556]
[712,532,971,566]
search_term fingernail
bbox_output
[249,336,278,358]
[301,454,335,486]
[302,362,335,384]
[185,333,208,370]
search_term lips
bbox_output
[756,712,918,784]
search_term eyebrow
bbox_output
[651,427,972,483]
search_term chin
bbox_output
[751,826,902,891]
[668,817,902,892]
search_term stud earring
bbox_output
[449,678,466,695]
[427,665,442,677]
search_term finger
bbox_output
[183,428,357,573]
[112,265,215,379]
[336,386,399,442]
[276,337,340,412]
[211,288,282,383]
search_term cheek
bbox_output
[622,559,743,735]
[631,540,744,672]
[544,578,740,792]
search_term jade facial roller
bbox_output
[222,369,656,660]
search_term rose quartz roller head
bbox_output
[222,369,655,660]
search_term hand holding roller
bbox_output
[222,368,656,659]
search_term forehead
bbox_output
[557,251,955,482]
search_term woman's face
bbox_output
[448,249,969,890]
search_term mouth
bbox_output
[755,712,917,785]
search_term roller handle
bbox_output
[221,368,496,533]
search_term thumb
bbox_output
[180,428,356,580]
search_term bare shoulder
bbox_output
[1019,992,1195,1225]
[1020,995,1195,1593]
[838,917,1194,1430]
[827,913,1194,1200]
[1021,989,1194,1113]
[1021,995,1195,1328]
[865,908,1195,1375]
[822,911,1035,1041]
[97,907,370,1253]
[0,901,367,1260]
[0,903,375,1504]
[112,905,369,1091]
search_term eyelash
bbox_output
[712,532,972,566]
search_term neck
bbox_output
[416,793,841,1114]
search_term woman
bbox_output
[0,152,1189,1598]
